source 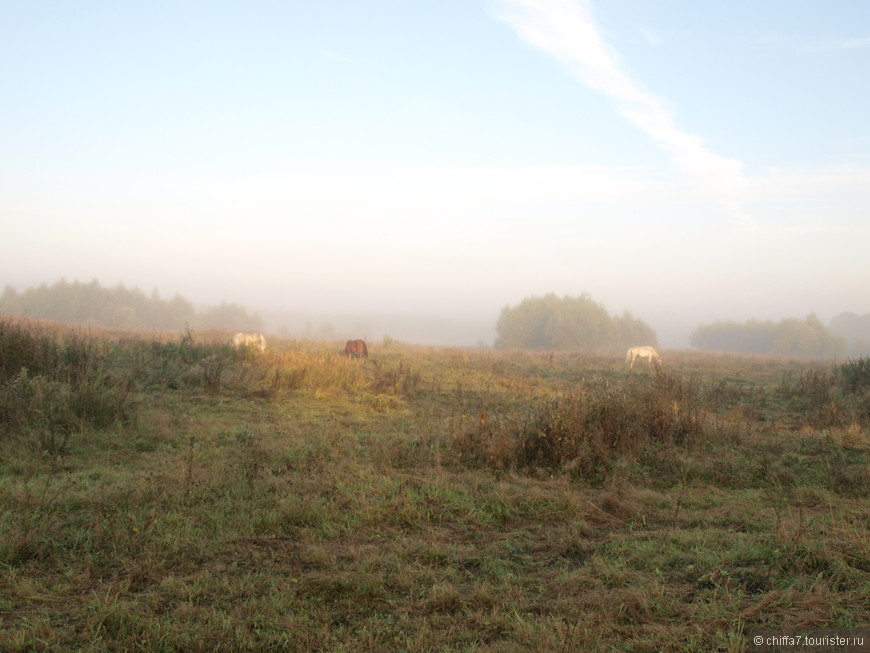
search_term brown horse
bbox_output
[344,339,368,359]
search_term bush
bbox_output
[455,372,706,483]
[776,362,870,428]
[1,320,62,381]
[838,357,870,395]
[0,367,131,452]
[124,335,236,391]
[0,320,134,450]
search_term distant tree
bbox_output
[692,319,772,355]
[614,310,657,349]
[199,302,264,332]
[690,314,845,358]
[0,285,24,316]
[547,295,614,350]
[830,312,870,356]
[148,292,196,330]
[496,293,657,351]
[496,293,560,349]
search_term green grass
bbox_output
[1,319,868,651]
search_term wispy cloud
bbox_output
[637,26,664,47]
[814,35,870,50]
[492,0,751,222]
[839,36,870,49]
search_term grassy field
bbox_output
[1,319,868,652]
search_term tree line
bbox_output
[829,312,870,357]
[0,280,264,333]
[496,293,856,359]
[3,282,861,358]
[689,314,846,358]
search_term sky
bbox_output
[2,0,869,346]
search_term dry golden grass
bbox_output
[0,322,868,651]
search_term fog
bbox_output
[6,262,861,350]
[259,309,496,349]
[2,2,869,347]
[247,277,864,350]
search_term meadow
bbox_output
[1,319,868,652]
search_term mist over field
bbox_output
[2,1,869,348]
[2,276,839,349]
[3,277,865,360]
[259,307,497,349]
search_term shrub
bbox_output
[0,320,62,381]
[120,330,238,391]
[0,367,131,452]
[837,357,870,395]
[456,372,706,483]
[369,361,422,398]
[777,365,870,428]
[0,320,134,450]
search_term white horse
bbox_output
[232,332,266,353]
[626,346,661,369]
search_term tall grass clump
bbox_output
[837,357,870,395]
[1,319,63,380]
[778,360,870,428]
[0,319,133,450]
[455,371,707,483]
[836,357,870,426]
[120,328,237,391]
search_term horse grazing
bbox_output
[626,346,661,369]
[343,339,368,359]
[232,332,266,353]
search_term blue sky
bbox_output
[2,0,869,345]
